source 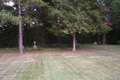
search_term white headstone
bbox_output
[93,42,97,45]
[33,41,37,49]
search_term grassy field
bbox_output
[0,45,120,80]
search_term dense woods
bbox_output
[0,0,120,53]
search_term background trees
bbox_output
[0,0,47,53]
[104,0,120,44]
[50,0,111,51]
[0,0,120,52]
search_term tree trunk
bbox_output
[88,33,91,44]
[102,33,106,45]
[24,24,26,45]
[56,34,60,46]
[42,33,45,47]
[69,35,72,46]
[79,34,81,45]
[18,0,23,54]
[73,32,76,51]
[97,34,100,45]
[58,34,60,45]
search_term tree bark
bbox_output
[18,0,23,54]
[69,35,72,46]
[42,33,45,47]
[56,34,60,46]
[88,33,91,44]
[97,34,100,45]
[102,33,106,45]
[79,34,81,45]
[24,25,26,45]
[73,32,76,51]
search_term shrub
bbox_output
[116,40,120,45]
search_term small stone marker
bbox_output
[33,41,37,49]
[93,42,97,45]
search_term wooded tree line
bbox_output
[0,0,120,53]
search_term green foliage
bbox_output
[116,40,120,45]
[32,26,57,46]
[0,0,48,25]
[0,12,20,25]
[49,0,111,35]
[0,0,20,25]
[0,23,18,47]
[105,0,120,27]
[111,0,120,25]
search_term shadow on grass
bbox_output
[0,44,120,54]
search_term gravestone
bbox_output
[75,40,78,46]
[93,42,97,45]
[33,41,37,49]
[56,41,60,46]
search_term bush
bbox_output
[116,40,120,45]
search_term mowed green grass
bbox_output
[0,45,120,80]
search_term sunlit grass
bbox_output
[0,45,120,80]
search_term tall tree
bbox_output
[50,0,111,51]
[1,0,47,53]
[101,0,120,44]
[18,0,23,53]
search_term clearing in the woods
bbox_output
[0,45,120,80]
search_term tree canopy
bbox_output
[1,0,119,53]
[49,0,111,51]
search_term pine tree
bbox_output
[1,0,47,53]
[50,0,111,51]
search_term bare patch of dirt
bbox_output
[88,56,100,58]
[0,54,3,60]
[61,50,97,55]
[114,58,119,60]
[100,51,107,52]
[64,55,81,58]
[18,52,41,59]
[23,59,35,63]
[0,48,100,60]
[0,54,2,57]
